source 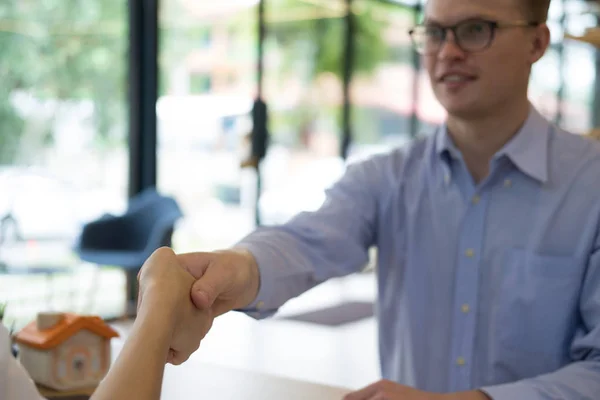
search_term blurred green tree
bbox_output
[267,0,391,81]
[264,0,402,147]
[0,0,126,164]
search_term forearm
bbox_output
[233,160,381,315]
[91,306,172,400]
[235,223,371,315]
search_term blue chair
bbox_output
[74,188,183,317]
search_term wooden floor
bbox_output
[112,272,380,391]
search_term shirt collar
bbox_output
[435,124,460,162]
[435,105,551,183]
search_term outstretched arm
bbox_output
[92,247,211,400]
[90,299,173,400]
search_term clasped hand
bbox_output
[136,247,258,365]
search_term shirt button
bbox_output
[504,179,512,188]
[256,301,265,310]
[456,357,466,366]
[461,304,470,313]
[465,249,475,258]
[472,195,480,205]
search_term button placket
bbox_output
[448,189,488,391]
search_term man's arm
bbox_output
[234,155,390,315]
[480,236,600,399]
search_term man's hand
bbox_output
[137,247,213,365]
[343,380,491,400]
[177,248,261,316]
[343,380,444,400]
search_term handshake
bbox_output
[136,246,261,365]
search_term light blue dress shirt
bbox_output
[236,106,600,399]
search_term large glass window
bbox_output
[258,0,346,225]
[348,0,416,158]
[561,8,597,133]
[3,0,596,328]
[348,1,445,159]
[530,0,597,134]
[158,0,351,240]
[158,1,258,251]
[0,0,129,326]
[561,41,596,133]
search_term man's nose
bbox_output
[437,31,466,60]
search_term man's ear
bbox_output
[530,23,551,64]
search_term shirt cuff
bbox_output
[233,240,279,319]
[480,381,539,400]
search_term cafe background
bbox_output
[0,0,599,330]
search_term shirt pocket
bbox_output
[494,248,582,374]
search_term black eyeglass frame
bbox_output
[408,19,540,54]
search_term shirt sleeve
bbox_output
[0,325,44,400]
[235,155,390,318]
[481,231,600,399]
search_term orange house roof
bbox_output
[15,313,119,351]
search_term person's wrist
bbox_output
[138,282,180,325]
[230,248,260,309]
[137,301,178,343]
[132,298,176,358]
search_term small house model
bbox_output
[14,312,119,391]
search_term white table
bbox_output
[40,272,378,399]
[111,273,380,391]
[117,281,378,398]
[160,361,351,400]
[107,319,354,400]
[39,329,352,400]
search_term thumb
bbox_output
[177,252,213,279]
[190,264,232,310]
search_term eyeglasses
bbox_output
[408,19,539,55]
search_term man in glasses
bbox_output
[172,0,600,399]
